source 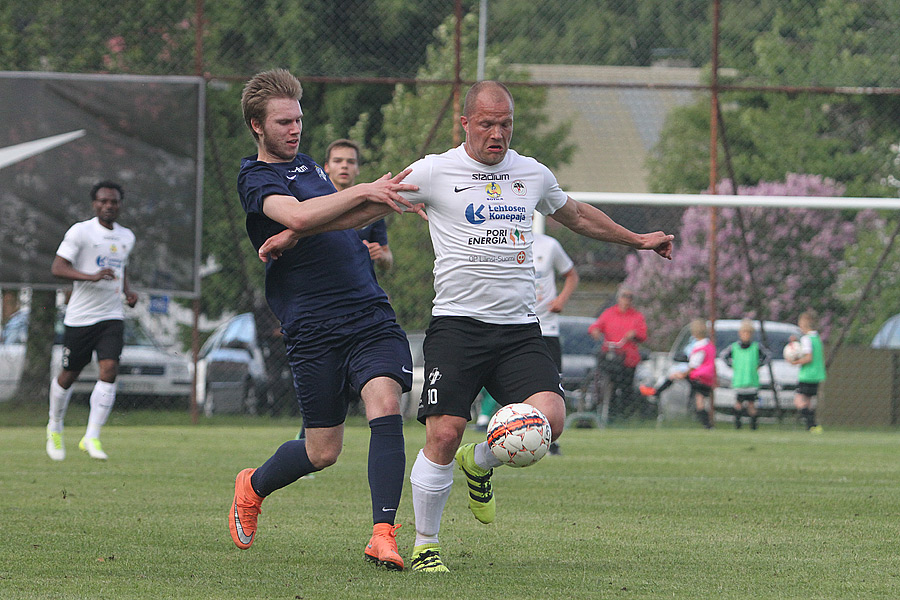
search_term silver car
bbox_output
[0,309,192,404]
[648,319,802,418]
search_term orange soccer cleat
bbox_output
[364,523,404,571]
[229,468,264,549]
[639,385,658,397]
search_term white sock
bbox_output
[85,380,116,439]
[409,449,454,547]
[474,440,502,469]
[48,379,73,433]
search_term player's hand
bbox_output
[363,169,418,214]
[548,297,565,313]
[364,241,384,261]
[125,291,138,308]
[406,202,428,221]
[92,268,117,282]
[638,232,674,260]
[258,229,301,263]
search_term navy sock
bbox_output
[251,439,318,497]
[368,414,405,525]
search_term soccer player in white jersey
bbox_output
[399,81,674,572]
[45,181,138,461]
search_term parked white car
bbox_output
[645,319,802,419]
[0,309,192,404]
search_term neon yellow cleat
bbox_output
[455,443,495,524]
[410,544,449,572]
[78,436,108,460]
[46,428,65,461]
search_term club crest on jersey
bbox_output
[315,166,328,181]
[512,180,526,196]
[485,182,501,198]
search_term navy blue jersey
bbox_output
[357,218,388,246]
[237,153,388,331]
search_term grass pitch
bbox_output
[1,413,898,599]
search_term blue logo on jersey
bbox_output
[315,166,328,181]
[465,203,486,224]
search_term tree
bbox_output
[648,0,900,197]
[623,174,869,349]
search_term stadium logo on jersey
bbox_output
[512,180,527,196]
[466,203,486,225]
[471,173,509,181]
[485,182,501,198]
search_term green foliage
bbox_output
[648,0,900,196]
[487,0,711,67]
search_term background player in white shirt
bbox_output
[532,232,579,455]
[45,181,137,461]
[400,80,673,571]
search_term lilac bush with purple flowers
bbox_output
[624,174,872,349]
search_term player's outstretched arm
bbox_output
[549,197,674,259]
[263,169,418,235]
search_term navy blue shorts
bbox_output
[62,319,125,372]
[418,316,564,424]
[283,303,412,429]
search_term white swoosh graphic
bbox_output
[0,130,86,170]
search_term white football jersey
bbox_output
[55,217,135,326]
[533,233,575,337]
[403,145,568,324]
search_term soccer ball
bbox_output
[783,341,802,362]
[486,403,552,468]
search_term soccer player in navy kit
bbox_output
[228,69,421,571]
[399,81,674,571]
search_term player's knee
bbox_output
[306,443,341,469]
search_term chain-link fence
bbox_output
[2,0,900,427]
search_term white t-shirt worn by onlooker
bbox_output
[56,217,135,327]
[402,145,569,325]
[533,233,574,337]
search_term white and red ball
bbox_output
[783,341,802,362]
[486,403,552,468]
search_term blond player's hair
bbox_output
[241,69,303,143]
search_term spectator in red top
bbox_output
[587,288,647,419]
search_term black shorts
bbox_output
[689,380,713,398]
[735,392,758,404]
[61,319,125,372]
[543,335,562,372]
[283,303,412,429]
[797,382,820,397]
[418,316,564,424]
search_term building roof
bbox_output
[522,64,705,193]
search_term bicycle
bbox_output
[565,339,627,429]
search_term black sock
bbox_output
[368,414,405,525]
[252,439,319,497]
[697,408,710,428]
[750,414,758,430]
[734,409,743,429]
[807,408,817,429]
[656,378,674,394]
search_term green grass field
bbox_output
[2,410,899,599]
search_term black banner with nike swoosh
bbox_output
[0,72,203,297]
